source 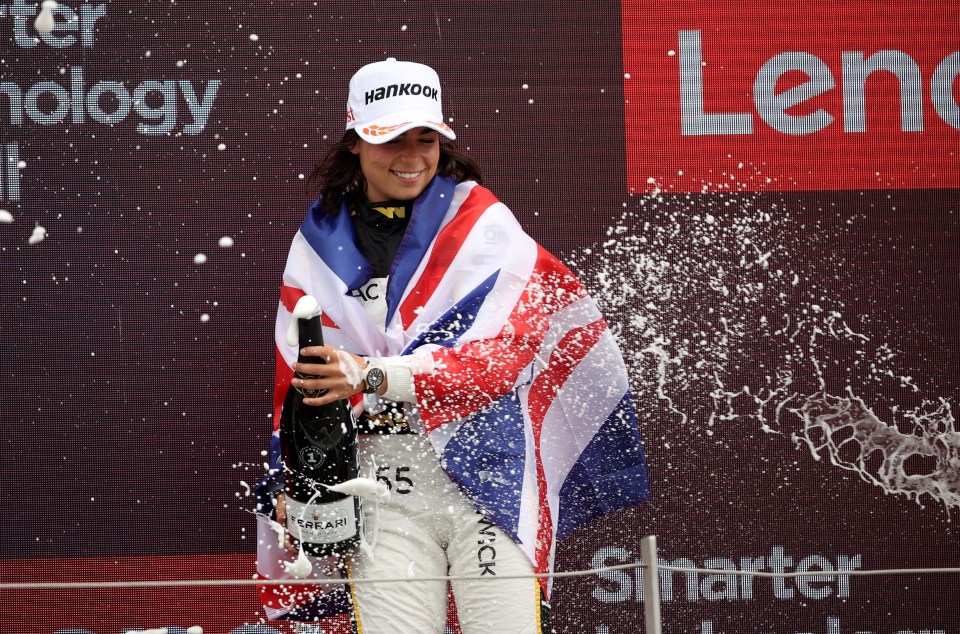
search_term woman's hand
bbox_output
[292,344,368,405]
[273,492,298,554]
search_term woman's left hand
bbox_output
[292,344,367,405]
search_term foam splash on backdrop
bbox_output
[568,174,959,517]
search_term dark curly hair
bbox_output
[306,130,484,215]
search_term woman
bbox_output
[257,57,650,634]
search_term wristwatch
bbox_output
[362,361,385,394]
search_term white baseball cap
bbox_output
[345,57,456,144]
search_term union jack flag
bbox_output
[256,176,649,620]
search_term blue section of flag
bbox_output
[441,390,527,539]
[556,392,650,540]
[403,270,501,352]
[299,198,370,292]
[281,586,354,622]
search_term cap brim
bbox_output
[353,109,456,144]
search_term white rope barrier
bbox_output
[654,565,960,578]
[1,561,958,590]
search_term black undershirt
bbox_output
[351,199,412,277]
[350,199,414,434]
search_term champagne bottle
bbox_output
[280,300,361,556]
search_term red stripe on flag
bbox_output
[526,318,607,579]
[417,259,549,432]
[255,572,323,609]
[399,185,499,328]
[416,247,589,433]
[280,283,339,328]
[280,283,306,314]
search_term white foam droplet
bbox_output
[218,236,234,248]
[284,548,313,578]
[217,143,226,151]
[287,296,322,346]
[34,1,58,33]
[335,350,364,388]
[324,477,389,499]
[193,253,207,264]
[0,209,13,223]
[28,226,46,245]
[200,313,210,323]
[267,518,286,549]
[292,295,320,319]
[249,33,259,41]
[187,628,203,634]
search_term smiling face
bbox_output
[351,127,442,202]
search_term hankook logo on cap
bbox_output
[364,83,439,104]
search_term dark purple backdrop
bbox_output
[1,2,957,633]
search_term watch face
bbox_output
[365,367,385,392]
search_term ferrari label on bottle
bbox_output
[285,496,359,544]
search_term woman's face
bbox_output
[351,127,441,202]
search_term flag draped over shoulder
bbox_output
[256,175,649,618]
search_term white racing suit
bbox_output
[347,433,550,634]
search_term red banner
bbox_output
[621,1,960,192]
[1,554,267,633]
